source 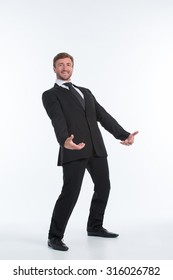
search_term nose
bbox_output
[62,64,68,71]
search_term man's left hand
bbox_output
[120,131,139,146]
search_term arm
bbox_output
[42,91,85,150]
[42,91,69,146]
[94,98,130,140]
[94,96,138,144]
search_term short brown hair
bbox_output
[53,52,74,67]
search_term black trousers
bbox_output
[48,156,110,239]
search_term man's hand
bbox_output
[64,134,86,150]
[120,131,139,146]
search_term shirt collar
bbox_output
[55,79,72,87]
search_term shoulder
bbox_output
[42,84,60,101]
[42,84,57,96]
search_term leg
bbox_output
[49,159,87,240]
[87,156,111,231]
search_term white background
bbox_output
[0,0,173,260]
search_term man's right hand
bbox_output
[64,134,85,150]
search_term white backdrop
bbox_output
[0,0,173,259]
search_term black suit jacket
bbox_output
[42,84,130,165]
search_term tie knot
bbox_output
[63,82,73,88]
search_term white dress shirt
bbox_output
[55,79,84,99]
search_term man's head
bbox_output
[53,52,74,81]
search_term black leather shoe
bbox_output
[48,238,69,251]
[87,227,119,238]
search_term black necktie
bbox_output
[63,82,85,109]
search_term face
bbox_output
[54,57,73,81]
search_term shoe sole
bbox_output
[88,232,119,238]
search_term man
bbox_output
[42,52,138,251]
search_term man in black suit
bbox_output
[42,52,138,251]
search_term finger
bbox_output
[120,140,131,146]
[66,135,74,142]
[120,141,128,145]
[73,143,85,150]
[132,131,139,136]
[78,142,85,147]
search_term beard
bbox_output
[57,71,73,81]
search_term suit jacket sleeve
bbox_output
[42,91,69,146]
[93,95,130,141]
